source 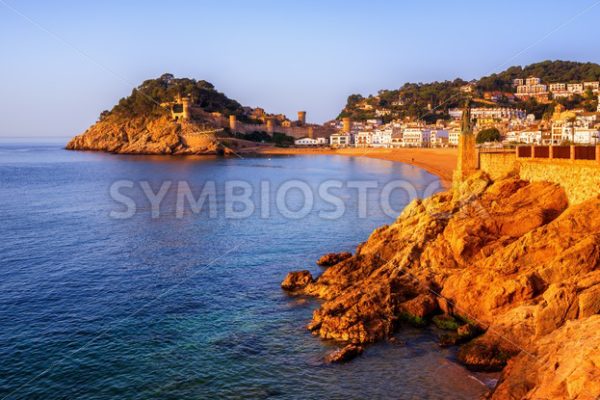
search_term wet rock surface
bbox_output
[324,344,365,364]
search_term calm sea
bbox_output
[0,139,494,399]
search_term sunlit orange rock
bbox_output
[283,172,600,399]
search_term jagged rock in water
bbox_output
[283,174,600,399]
[316,252,352,267]
[281,270,314,291]
[324,344,364,364]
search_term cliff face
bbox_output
[283,172,600,399]
[66,115,220,155]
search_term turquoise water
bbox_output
[0,140,493,399]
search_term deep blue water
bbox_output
[0,139,493,399]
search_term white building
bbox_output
[449,107,526,121]
[295,137,319,146]
[391,132,404,147]
[573,127,599,144]
[371,128,393,147]
[567,83,584,94]
[316,137,328,145]
[402,128,431,147]
[584,81,600,92]
[506,129,542,144]
[329,133,351,147]
[366,118,383,127]
[449,109,463,119]
[448,129,461,146]
[430,129,449,147]
[354,131,372,147]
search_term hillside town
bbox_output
[293,76,600,148]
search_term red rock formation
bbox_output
[316,252,352,267]
[66,115,220,154]
[282,172,600,399]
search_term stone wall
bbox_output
[478,151,600,205]
[214,118,335,139]
[519,160,600,205]
[479,151,519,181]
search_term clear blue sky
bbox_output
[1,0,600,137]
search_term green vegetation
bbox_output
[399,312,428,327]
[339,79,468,124]
[432,315,461,330]
[476,127,502,143]
[339,60,600,123]
[106,73,250,121]
[477,60,600,92]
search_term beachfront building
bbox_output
[430,129,449,147]
[402,128,431,147]
[391,132,404,148]
[329,133,352,147]
[371,128,393,147]
[354,131,372,148]
[294,137,319,146]
[448,129,460,147]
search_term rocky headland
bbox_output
[283,172,600,399]
[66,115,221,155]
[66,74,277,155]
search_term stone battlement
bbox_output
[478,145,600,204]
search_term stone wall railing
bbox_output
[479,145,600,205]
[516,145,600,163]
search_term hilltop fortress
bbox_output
[66,74,336,154]
[161,93,335,140]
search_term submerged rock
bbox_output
[457,339,515,372]
[324,344,364,364]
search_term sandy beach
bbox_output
[255,147,458,188]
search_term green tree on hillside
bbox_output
[476,128,502,144]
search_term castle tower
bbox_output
[297,111,306,126]
[453,100,477,184]
[342,117,351,133]
[181,97,191,121]
[307,127,314,139]
[266,118,274,134]
[229,115,237,131]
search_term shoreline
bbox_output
[253,147,457,188]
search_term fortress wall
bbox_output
[519,160,600,205]
[479,152,519,180]
[228,121,335,138]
